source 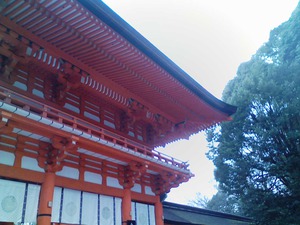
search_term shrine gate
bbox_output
[0,1,236,225]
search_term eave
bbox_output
[80,0,237,117]
[0,0,236,147]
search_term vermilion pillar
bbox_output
[155,196,164,225]
[37,172,56,225]
[122,188,132,222]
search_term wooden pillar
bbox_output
[37,172,56,225]
[155,196,164,225]
[122,188,132,222]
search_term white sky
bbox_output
[103,0,299,205]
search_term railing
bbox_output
[0,86,189,171]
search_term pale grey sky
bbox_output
[103,0,299,204]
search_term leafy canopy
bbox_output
[207,3,300,225]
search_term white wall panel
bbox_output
[0,179,41,224]
[0,150,15,166]
[132,202,156,225]
[131,183,141,193]
[24,184,40,223]
[149,205,156,225]
[0,179,25,223]
[61,188,81,224]
[107,177,123,189]
[82,192,98,225]
[56,166,79,180]
[21,156,44,172]
[115,197,122,225]
[136,202,149,225]
[100,195,114,225]
[51,187,62,223]
[145,186,155,196]
[84,171,102,184]
[51,187,121,225]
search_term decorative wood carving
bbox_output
[126,98,179,144]
[151,171,191,195]
[38,135,77,172]
[0,30,29,81]
[120,161,148,188]
[53,61,82,105]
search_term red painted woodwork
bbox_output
[122,188,132,222]
[155,197,164,225]
[0,0,235,147]
[0,1,236,225]
[38,172,56,225]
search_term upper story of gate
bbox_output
[0,0,236,192]
[0,0,236,147]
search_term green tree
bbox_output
[207,3,300,225]
[189,190,243,215]
[206,190,242,215]
[189,193,210,208]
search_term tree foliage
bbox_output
[189,193,210,208]
[190,190,242,215]
[206,190,242,215]
[207,3,300,225]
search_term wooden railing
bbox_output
[0,86,189,171]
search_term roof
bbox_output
[163,202,253,225]
[0,0,236,146]
[79,0,236,116]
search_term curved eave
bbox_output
[78,0,237,117]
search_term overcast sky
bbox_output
[103,0,299,205]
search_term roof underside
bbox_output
[0,0,236,145]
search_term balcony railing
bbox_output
[0,86,190,173]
